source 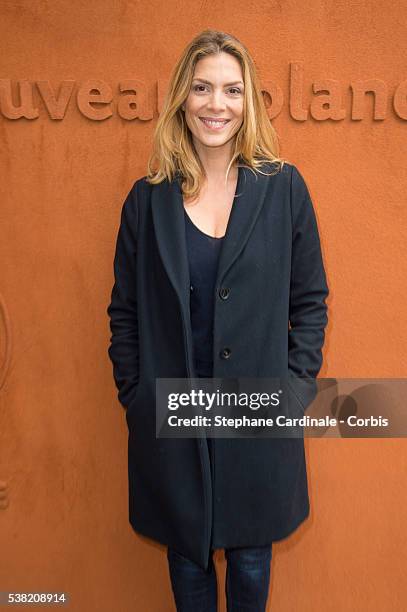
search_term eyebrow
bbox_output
[192,78,244,87]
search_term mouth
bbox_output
[199,117,231,131]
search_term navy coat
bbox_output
[106,161,329,571]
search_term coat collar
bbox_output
[151,163,271,331]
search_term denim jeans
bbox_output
[167,544,272,611]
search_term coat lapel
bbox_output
[151,164,271,363]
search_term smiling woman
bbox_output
[107,28,329,612]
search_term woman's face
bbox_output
[183,52,244,154]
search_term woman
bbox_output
[107,29,329,611]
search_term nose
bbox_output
[206,90,226,111]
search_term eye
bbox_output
[192,84,243,95]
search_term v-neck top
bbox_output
[184,208,224,378]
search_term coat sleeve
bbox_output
[106,182,140,410]
[288,165,329,410]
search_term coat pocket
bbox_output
[125,383,142,428]
[287,372,317,415]
[287,377,305,418]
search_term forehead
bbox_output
[193,52,243,83]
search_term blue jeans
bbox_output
[167,545,272,611]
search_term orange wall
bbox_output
[0,2,406,610]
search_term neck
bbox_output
[193,140,237,184]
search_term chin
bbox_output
[198,137,229,148]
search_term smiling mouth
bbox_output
[199,117,231,130]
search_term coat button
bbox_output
[219,287,230,300]
[220,347,231,359]
[190,285,194,292]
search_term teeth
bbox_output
[201,119,228,127]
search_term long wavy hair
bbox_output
[146,29,285,199]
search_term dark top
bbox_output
[184,208,224,378]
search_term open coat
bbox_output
[106,161,329,571]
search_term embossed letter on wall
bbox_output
[0,62,406,121]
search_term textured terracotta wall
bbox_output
[1,1,406,610]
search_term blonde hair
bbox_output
[146,29,285,199]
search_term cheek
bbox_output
[185,95,201,114]
[233,103,244,119]
[186,109,202,129]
